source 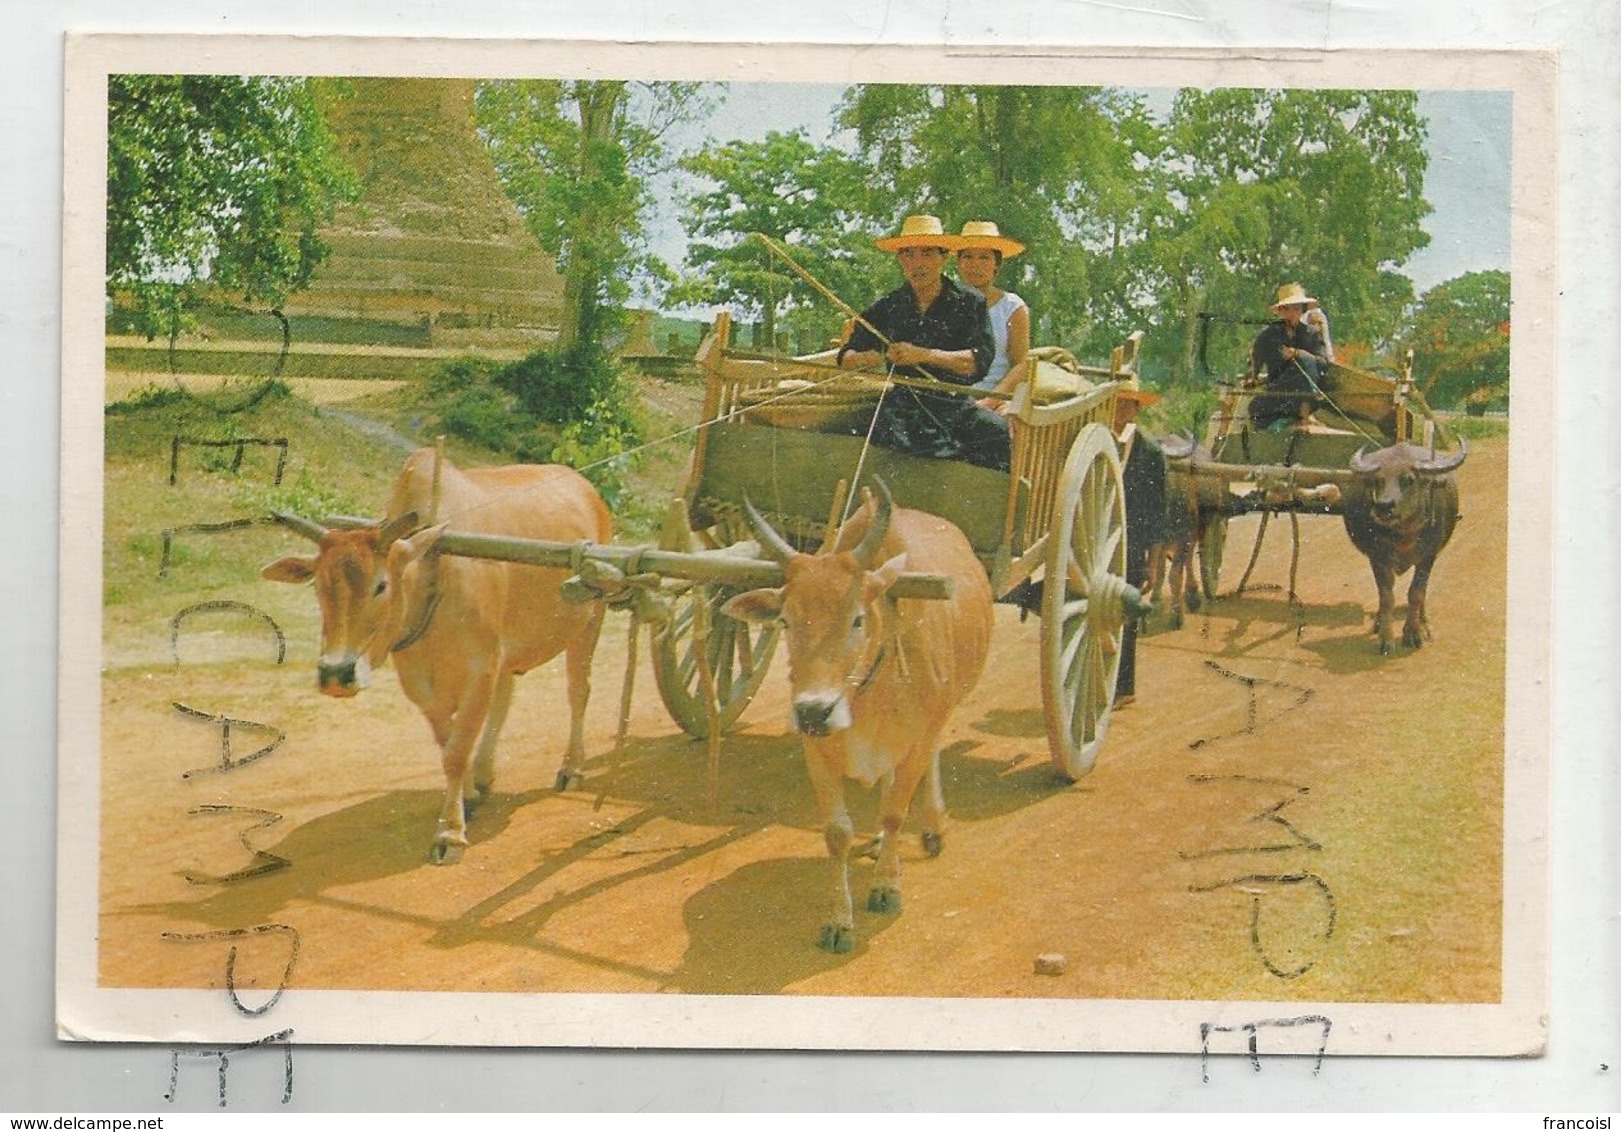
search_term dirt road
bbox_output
[96,437,1506,1010]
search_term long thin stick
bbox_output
[751,232,893,348]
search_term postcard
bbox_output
[59,34,1554,1055]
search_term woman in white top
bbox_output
[953,220,1030,403]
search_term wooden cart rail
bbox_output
[689,312,1137,596]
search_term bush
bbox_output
[548,400,643,510]
[419,354,525,451]
[415,347,645,506]
[236,467,361,521]
[496,343,620,426]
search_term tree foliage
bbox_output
[677,129,886,352]
[106,75,357,340]
[476,79,709,353]
[1145,89,1432,381]
[1401,270,1510,408]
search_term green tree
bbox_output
[1145,89,1432,382]
[839,84,1157,355]
[1401,270,1510,408]
[476,79,709,353]
[106,75,357,343]
[676,129,885,352]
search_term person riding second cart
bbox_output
[1249,282,1334,430]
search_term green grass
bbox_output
[1440,413,1510,441]
[101,370,699,668]
[103,383,412,663]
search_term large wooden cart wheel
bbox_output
[650,511,782,739]
[1040,423,1132,780]
[1199,513,1229,601]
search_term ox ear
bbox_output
[719,587,785,626]
[389,522,446,570]
[864,552,909,600]
[261,556,317,585]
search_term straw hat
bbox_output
[1268,282,1320,314]
[955,220,1025,258]
[874,214,959,252]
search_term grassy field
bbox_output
[101,371,699,667]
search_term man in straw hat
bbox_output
[1249,282,1333,429]
[837,214,1010,471]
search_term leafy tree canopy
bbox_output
[106,75,357,340]
[676,129,887,352]
[476,79,710,353]
[1146,88,1431,380]
[1402,270,1510,408]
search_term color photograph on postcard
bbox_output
[57,36,1554,1054]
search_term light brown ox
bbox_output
[722,483,993,953]
[262,448,611,864]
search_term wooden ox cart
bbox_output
[425,313,1153,780]
[1180,354,1458,601]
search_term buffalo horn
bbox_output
[850,477,894,568]
[272,510,330,543]
[741,496,798,564]
[1349,446,1380,475]
[1417,439,1469,475]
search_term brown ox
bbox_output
[1342,440,1466,653]
[262,448,611,863]
[722,483,993,952]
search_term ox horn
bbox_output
[1416,439,1469,475]
[272,510,330,544]
[850,477,894,569]
[741,496,798,565]
[1349,446,1380,475]
[379,510,421,547]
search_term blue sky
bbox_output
[646,83,1512,299]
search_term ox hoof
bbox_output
[428,839,465,866]
[1378,639,1393,656]
[1186,590,1202,614]
[867,886,902,915]
[854,835,884,861]
[1402,628,1425,649]
[921,831,943,858]
[555,769,585,792]
[818,924,854,954]
[465,785,491,816]
[1168,610,1185,631]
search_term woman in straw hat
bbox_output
[837,214,1009,471]
[1249,282,1332,429]
[953,220,1030,399]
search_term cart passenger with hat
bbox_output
[1250,282,1334,430]
[952,220,1031,401]
[837,214,1011,471]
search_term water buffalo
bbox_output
[1342,440,1467,653]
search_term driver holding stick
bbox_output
[1249,282,1334,430]
[836,214,1011,472]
